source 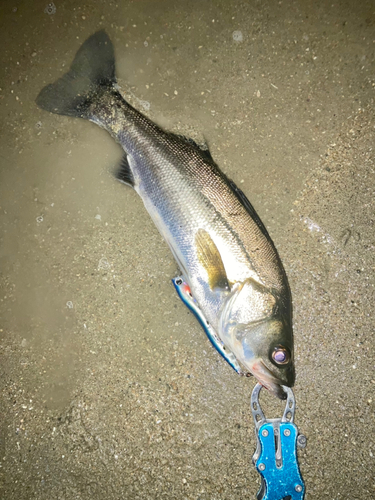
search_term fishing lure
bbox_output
[172,276,247,375]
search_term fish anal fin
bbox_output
[195,229,230,292]
[115,154,135,187]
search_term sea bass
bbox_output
[36,31,294,399]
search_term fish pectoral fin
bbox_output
[195,229,230,292]
[115,153,135,187]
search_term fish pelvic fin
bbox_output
[36,30,116,119]
[195,229,230,292]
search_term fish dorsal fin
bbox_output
[199,147,214,162]
[228,180,272,242]
[195,229,230,291]
[115,154,135,187]
[175,134,214,162]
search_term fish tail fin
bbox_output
[36,30,116,119]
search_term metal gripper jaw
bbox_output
[251,384,306,500]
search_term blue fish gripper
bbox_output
[251,384,307,500]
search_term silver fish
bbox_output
[36,31,294,399]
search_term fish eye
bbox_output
[271,346,290,365]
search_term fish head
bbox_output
[235,319,295,399]
[219,279,294,399]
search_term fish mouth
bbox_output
[248,358,288,400]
